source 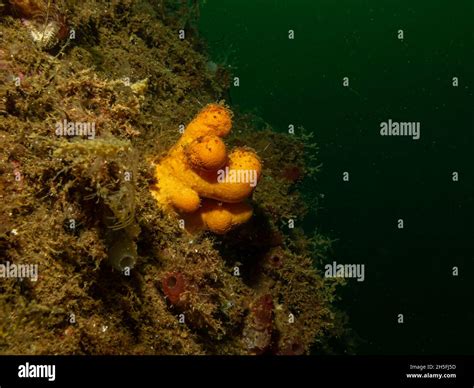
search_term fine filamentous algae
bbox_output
[0,0,349,355]
[1,0,472,363]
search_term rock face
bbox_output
[0,0,349,355]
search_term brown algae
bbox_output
[0,0,352,355]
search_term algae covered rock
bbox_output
[0,0,350,355]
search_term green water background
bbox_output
[199,0,473,354]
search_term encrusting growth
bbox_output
[150,103,262,234]
[0,0,347,356]
[184,199,254,235]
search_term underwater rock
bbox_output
[53,138,139,271]
[273,309,307,355]
[8,0,45,18]
[0,0,347,356]
[264,246,286,269]
[281,164,303,183]
[275,336,306,356]
[150,103,262,234]
[10,0,69,50]
[242,294,274,354]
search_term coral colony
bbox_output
[150,103,262,234]
[0,0,348,355]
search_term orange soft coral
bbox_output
[184,199,254,235]
[150,103,261,234]
[185,135,227,171]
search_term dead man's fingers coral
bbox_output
[184,199,254,235]
[185,135,228,171]
[150,103,262,233]
[180,103,232,141]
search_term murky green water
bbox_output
[199,0,473,354]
